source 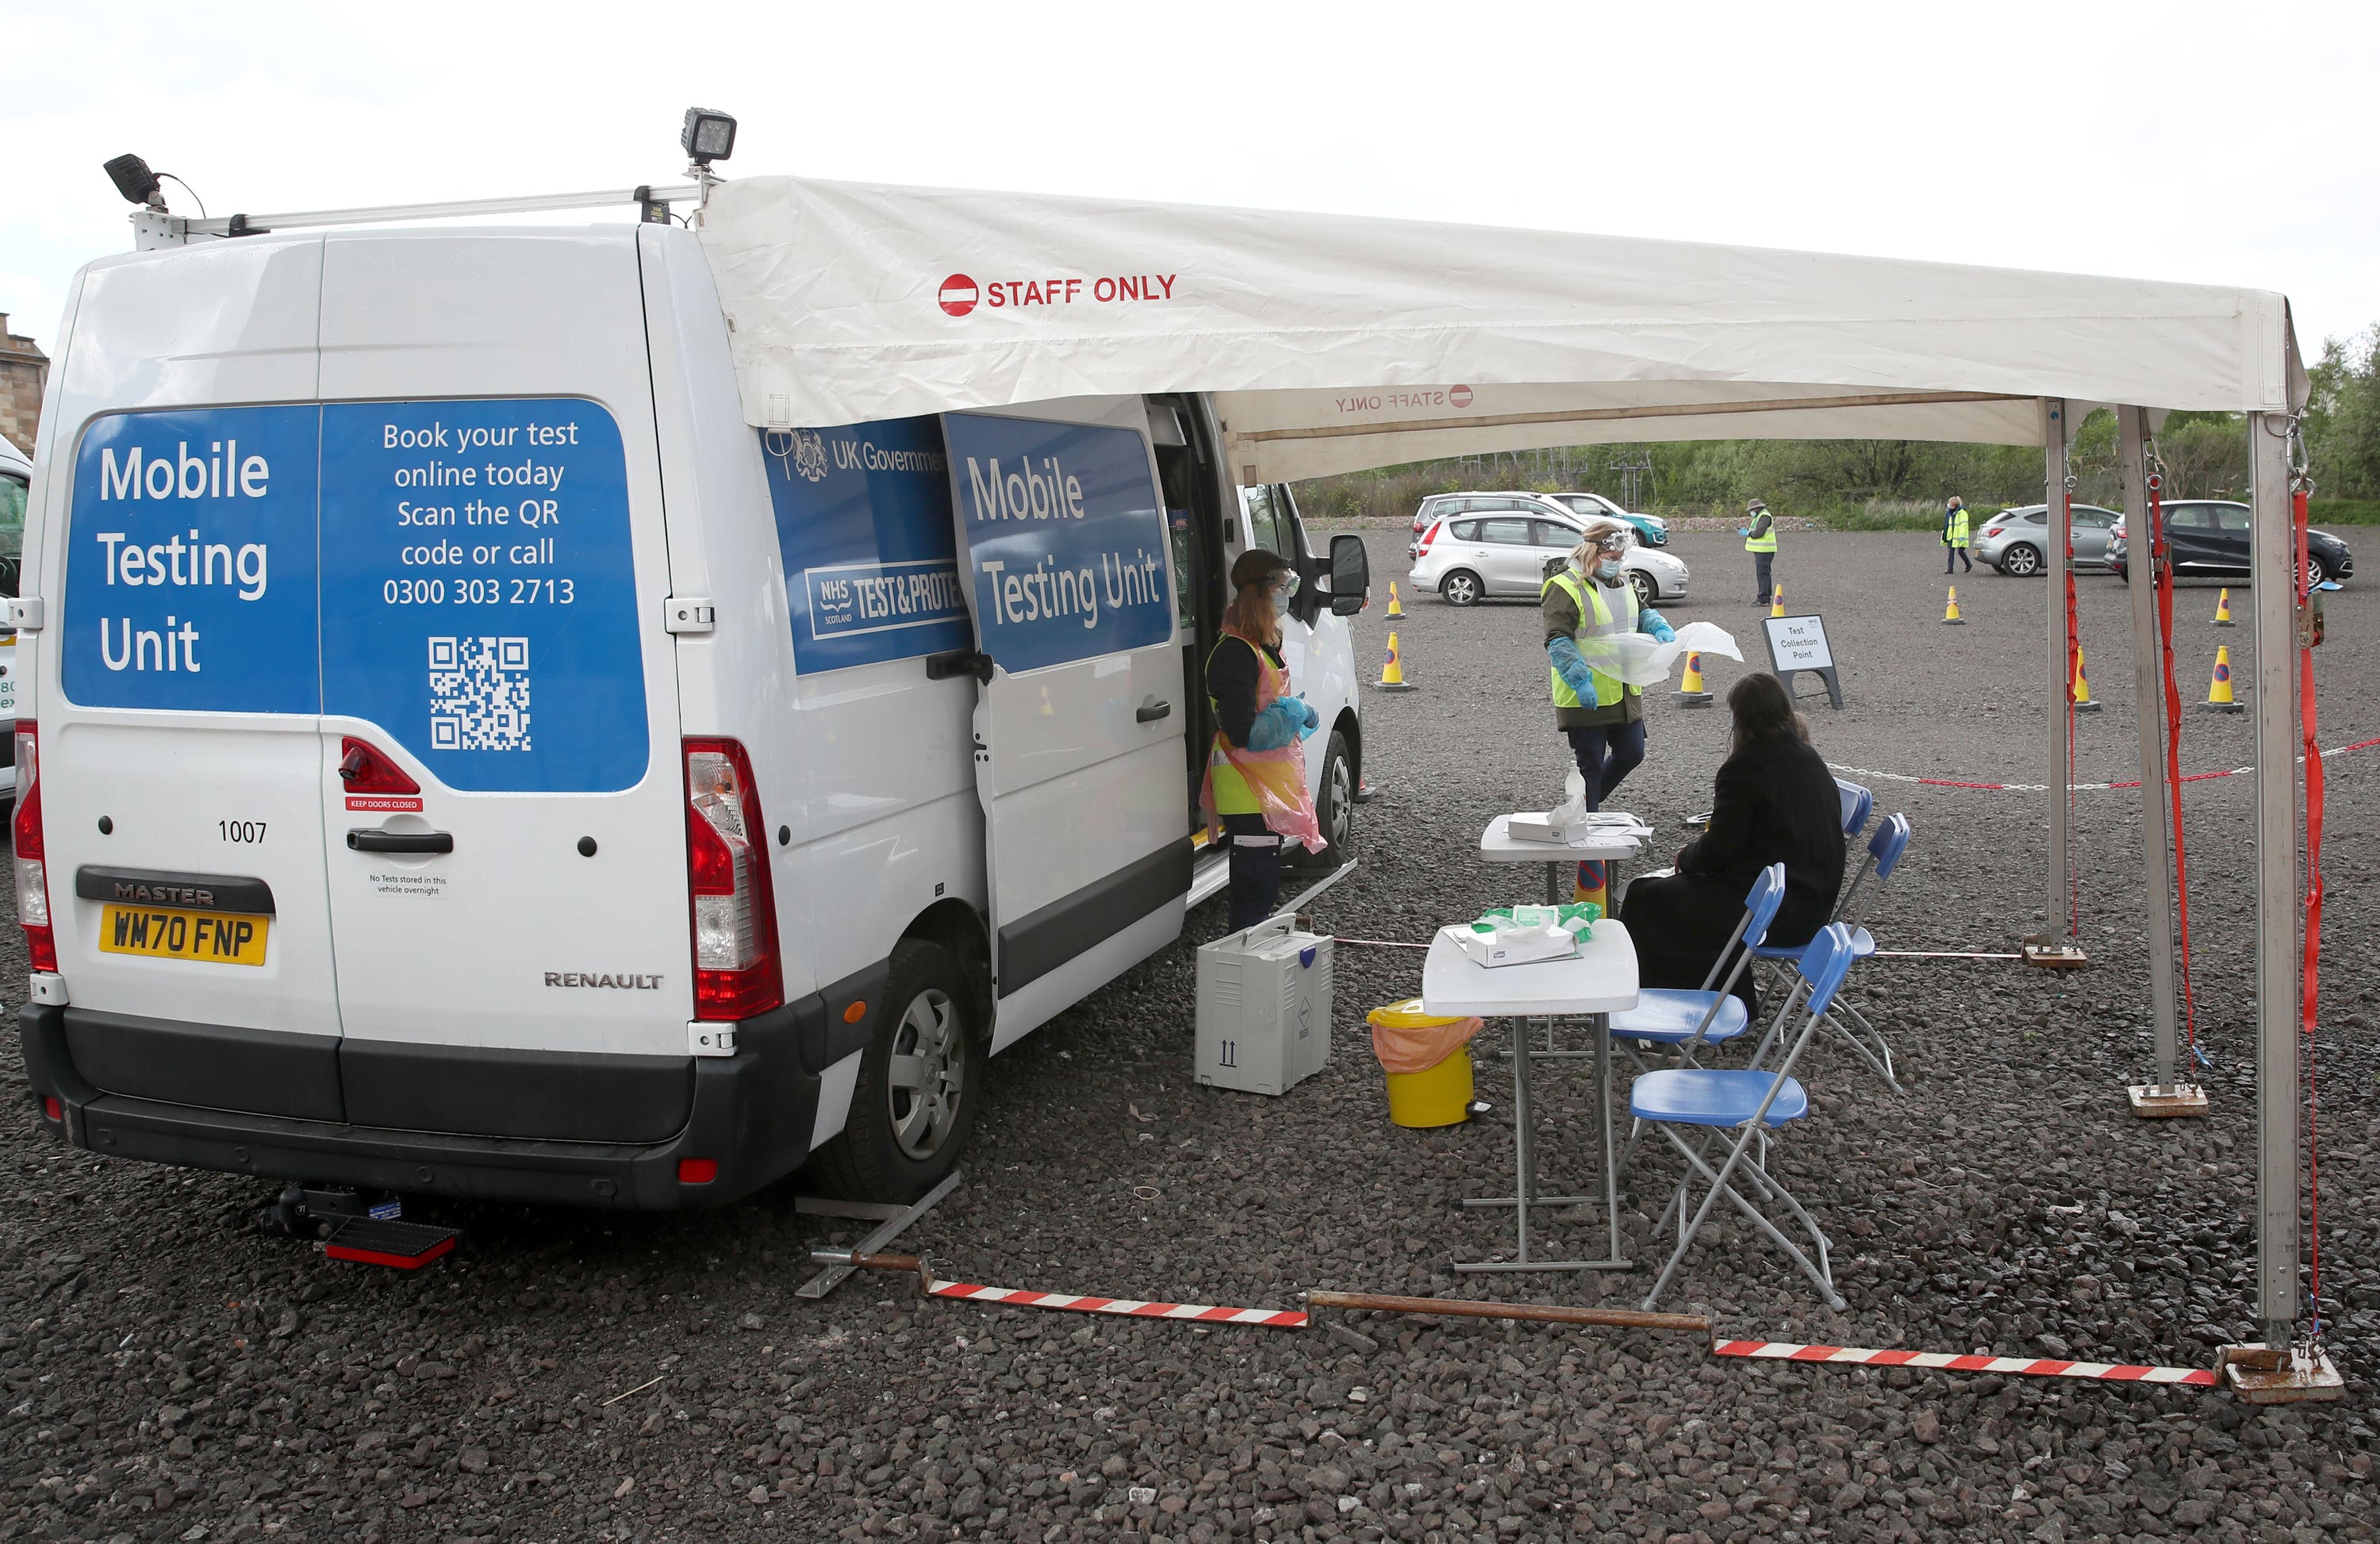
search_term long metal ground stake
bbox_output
[1305,1290,1709,1338]
[795,1170,962,1300]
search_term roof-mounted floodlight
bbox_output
[104,153,167,211]
[680,109,737,167]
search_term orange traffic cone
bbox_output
[1769,584,1785,619]
[1942,586,1964,625]
[1386,582,1404,618]
[2071,647,2101,713]
[2212,587,2235,627]
[1376,631,1416,692]
[2198,645,2242,713]
[1672,651,1714,708]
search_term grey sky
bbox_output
[6,1,2374,368]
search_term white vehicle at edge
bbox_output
[10,212,1369,1209]
[0,434,24,805]
[1410,507,1687,608]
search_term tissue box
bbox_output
[1506,811,1581,844]
[1455,923,1579,968]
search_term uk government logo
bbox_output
[767,428,831,483]
[790,428,829,483]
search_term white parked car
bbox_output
[1410,508,1687,608]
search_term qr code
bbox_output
[428,636,531,751]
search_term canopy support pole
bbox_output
[2117,407,2194,1115]
[2247,412,2301,1345]
[2041,400,2072,945]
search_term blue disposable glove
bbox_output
[1245,700,1306,752]
[1546,636,1599,700]
[1299,698,1321,731]
[1640,607,1676,643]
[1735,528,1749,536]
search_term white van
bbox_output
[11,223,1369,1207]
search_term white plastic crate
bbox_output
[1194,915,1333,1096]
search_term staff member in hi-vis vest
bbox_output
[1739,497,1777,603]
[1202,549,1322,930]
[1942,494,1972,574]
[1543,518,1674,905]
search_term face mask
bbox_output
[1270,589,1293,618]
[1597,559,1622,582]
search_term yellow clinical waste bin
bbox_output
[1367,999,1484,1128]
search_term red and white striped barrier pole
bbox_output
[930,1279,1307,1328]
[1714,1338,2217,1385]
[808,1250,1307,1328]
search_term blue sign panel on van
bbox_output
[61,406,321,712]
[319,400,648,793]
[762,418,971,674]
[941,413,1174,674]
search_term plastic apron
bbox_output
[1200,628,1322,850]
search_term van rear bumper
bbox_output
[18,1001,820,1210]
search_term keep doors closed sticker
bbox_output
[63,398,647,792]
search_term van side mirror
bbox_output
[1329,535,1370,616]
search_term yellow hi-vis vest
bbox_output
[1743,515,1777,554]
[1544,568,1638,709]
[1944,507,1971,547]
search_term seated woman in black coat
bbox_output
[1620,671,1846,1018]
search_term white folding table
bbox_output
[1478,814,1645,906]
[1422,918,1640,1273]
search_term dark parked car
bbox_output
[2106,500,2352,585]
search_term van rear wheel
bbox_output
[806,940,981,1204]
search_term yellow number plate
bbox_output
[98,905,270,967]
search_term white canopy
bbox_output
[698,175,2305,482]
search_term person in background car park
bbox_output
[1202,549,1322,930]
[1619,672,1845,1017]
[1943,494,1973,574]
[1542,517,1676,815]
[1739,497,1777,603]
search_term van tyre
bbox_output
[1292,730,1356,873]
[806,940,981,1204]
[1441,570,1483,606]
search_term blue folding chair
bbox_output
[1835,779,1873,839]
[1609,864,1784,1072]
[1749,813,1910,1089]
[1633,924,1859,1312]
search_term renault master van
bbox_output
[13,221,1368,1207]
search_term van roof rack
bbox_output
[133,181,704,250]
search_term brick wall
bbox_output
[0,313,49,451]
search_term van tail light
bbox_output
[13,721,53,973]
[683,737,783,1021]
[337,737,420,796]
[1417,520,1441,557]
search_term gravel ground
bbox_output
[2,527,2374,1544]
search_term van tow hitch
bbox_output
[259,1185,461,1269]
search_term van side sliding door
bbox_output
[941,401,1192,1050]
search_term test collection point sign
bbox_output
[1762,613,1844,709]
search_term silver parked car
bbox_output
[1410,508,1689,607]
[1971,503,2120,576]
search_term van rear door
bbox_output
[312,232,690,1142]
[39,240,345,1120]
[941,401,1191,1049]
